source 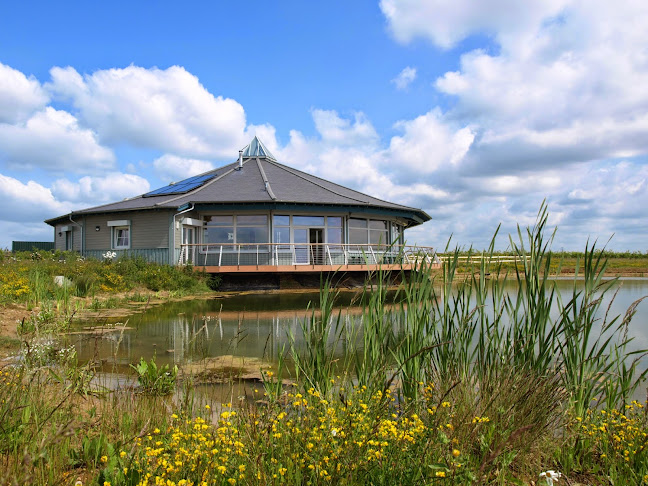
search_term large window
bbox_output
[204,215,268,247]
[204,215,234,245]
[327,217,343,244]
[349,218,390,247]
[349,218,368,245]
[273,215,290,246]
[272,215,343,245]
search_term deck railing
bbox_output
[178,243,440,268]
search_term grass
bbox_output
[0,205,647,484]
[0,251,216,310]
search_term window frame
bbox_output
[112,225,131,250]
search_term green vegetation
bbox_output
[131,356,178,396]
[440,246,648,276]
[0,251,216,308]
[0,206,647,485]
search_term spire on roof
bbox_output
[241,136,277,161]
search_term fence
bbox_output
[11,241,55,252]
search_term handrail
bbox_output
[178,242,439,267]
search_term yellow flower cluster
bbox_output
[574,401,648,469]
[111,385,469,484]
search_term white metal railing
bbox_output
[178,243,440,267]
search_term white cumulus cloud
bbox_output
[0,174,69,222]
[153,154,214,183]
[0,107,115,172]
[47,65,248,159]
[50,173,150,205]
[0,62,49,123]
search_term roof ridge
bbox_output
[266,159,417,210]
[154,159,251,206]
[256,158,276,200]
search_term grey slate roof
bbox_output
[46,140,431,226]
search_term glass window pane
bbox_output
[327,217,342,227]
[293,216,325,226]
[204,227,234,244]
[237,215,267,225]
[369,220,388,230]
[205,215,233,226]
[349,228,367,245]
[236,227,269,244]
[273,227,290,244]
[327,227,343,244]
[293,229,308,244]
[115,227,130,248]
[370,230,388,245]
[349,218,367,228]
[273,215,290,226]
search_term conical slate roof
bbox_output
[46,138,430,226]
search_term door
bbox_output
[309,228,324,265]
[182,226,196,263]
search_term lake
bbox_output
[69,278,648,377]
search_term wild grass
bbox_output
[0,252,214,309]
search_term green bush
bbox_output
[131,356,178,395]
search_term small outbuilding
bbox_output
[45,137,437,274]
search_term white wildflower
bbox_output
[539,470,562,486]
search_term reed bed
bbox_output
[1,205,648,485]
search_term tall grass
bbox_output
[288,202,647,457]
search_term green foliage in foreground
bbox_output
[0,251,215,307]
[131,356,178,396]
[1,204,647,485]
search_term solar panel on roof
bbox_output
[143,173,215,197]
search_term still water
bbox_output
[69,278,648,374]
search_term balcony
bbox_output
[178,243,441,273]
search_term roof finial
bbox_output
[241,136,277,161]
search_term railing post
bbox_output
[344,245,348,265]
[369,246,377,265]
[237,245,240,268]
[292,244,296,266]
[326,245,332,265]
[219,245,223,266]
[256,244,259,267]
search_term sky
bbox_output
[1,0,647,251]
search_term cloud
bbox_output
[0,174,69,222]
[381,0,648,176]
[0,62,49,123]
[0,107,115,172]
[386,109,475,174]
[47,65,248,159]
[50,173,150,205]
[153,154,214,183]
[380,0,569,49]
[392,66,417,90]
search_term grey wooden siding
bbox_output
[84,210,173,250]
[54,223,82,251]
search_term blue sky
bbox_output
[1,0,647,250]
